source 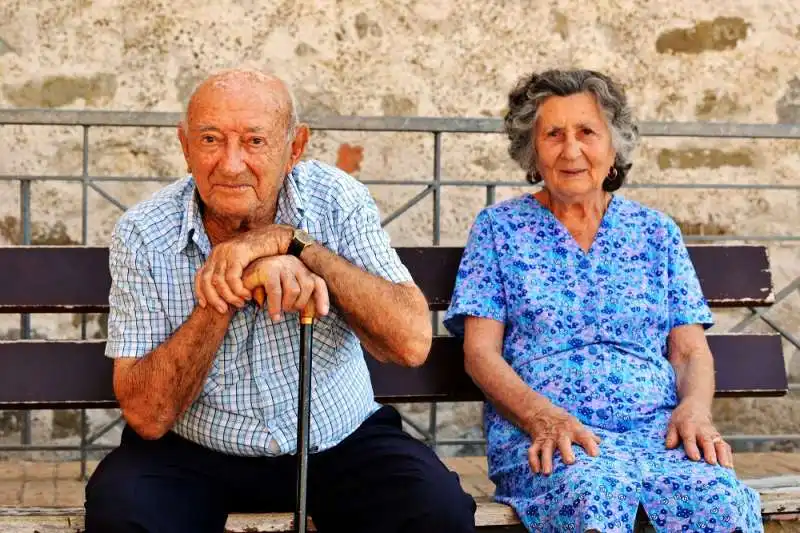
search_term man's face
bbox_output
[179,81,299,223]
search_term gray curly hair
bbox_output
[503,69,639,191]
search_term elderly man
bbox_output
[84,68,476,533]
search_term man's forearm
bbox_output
[299,243,431,366]
[115,305,232,438]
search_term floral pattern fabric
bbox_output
[444,194,762,533]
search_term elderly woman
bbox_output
[444,69,761,533]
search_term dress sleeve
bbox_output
[665,218,714,330]
[443,209,507,337]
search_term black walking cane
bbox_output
[253,288,315,533]
[294,300,315,533]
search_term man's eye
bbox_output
[582,128,595,135]
[250,137,265,146]
[201,135,216,143]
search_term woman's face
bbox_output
[533,92,617,201]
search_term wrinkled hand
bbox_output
[196,225,292,312]
[242,255,330,322]
[527,404,601,475]
[666,401,733,468]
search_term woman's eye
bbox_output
[250,137,265,145]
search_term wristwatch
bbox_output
[287,228,315,258]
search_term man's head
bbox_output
[178,68,309,225]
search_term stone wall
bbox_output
[0,0,798,456]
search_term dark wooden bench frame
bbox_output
[0,244,791,531]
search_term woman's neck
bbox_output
[536,188,611,252]
[539,189,610,223]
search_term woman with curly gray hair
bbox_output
[444,69,761,532]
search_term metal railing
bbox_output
[1,109,799,475]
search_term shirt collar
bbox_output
[178,164,309,255]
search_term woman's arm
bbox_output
[464,316,600,474]
[666,324,733,467]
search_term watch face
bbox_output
[296,230,314,245]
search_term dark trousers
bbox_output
[84,405,477,533]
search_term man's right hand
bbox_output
[242,255,330,322]
[526,403,601,476]
[195,225,293,312]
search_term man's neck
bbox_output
[202,207,277,246]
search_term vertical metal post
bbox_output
[19,179,32,446]
[80,125,89,478]
[432,132,442,246]
[486,185,496,206]
[428,132,443,451]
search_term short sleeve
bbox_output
[338,192,412,284]
[665,219,714,330]
[443,209,507,337]
[105,218,172,358]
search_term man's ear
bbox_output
[286,124,310,171]
[177,123,191,171]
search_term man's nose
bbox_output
[220,142,246,175]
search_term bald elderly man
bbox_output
[84,69,476,533]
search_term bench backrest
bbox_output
[0,244,788,409]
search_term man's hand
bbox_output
[242,256,330,322]
[666,400,733,468]
[196,225,292,312]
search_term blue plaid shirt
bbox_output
[106,160,412,456]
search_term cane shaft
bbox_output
[295,318,313,533]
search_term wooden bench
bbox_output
[0,244,794,532]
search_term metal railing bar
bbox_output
[80,125,90,478]
[0,175,176,183]
[724,434,800,443]
[0,444,116,452]
[756,313,800,351]
[683,235,800,242]
[432,438,487,446]
[18,178,32,447]
[730,277,800,333]
[432,133,442,245]
[88,182,129,211]
[3,110,800,138]
[380,186,433,227]
[397,413,433,441]
[2,175,800,192]
[85,415,123,444]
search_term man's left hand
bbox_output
[196,225,292,312]
[666,400,733,468]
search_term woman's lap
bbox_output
[491,440,762,533]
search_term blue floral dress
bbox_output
[444,194,762,533]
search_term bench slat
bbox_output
[0,245,774,313]
[397,245,775,310]
[0,334,786,409]
[367,334,788,401]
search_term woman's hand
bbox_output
[666,400,733,468]
[527,404,601,475]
